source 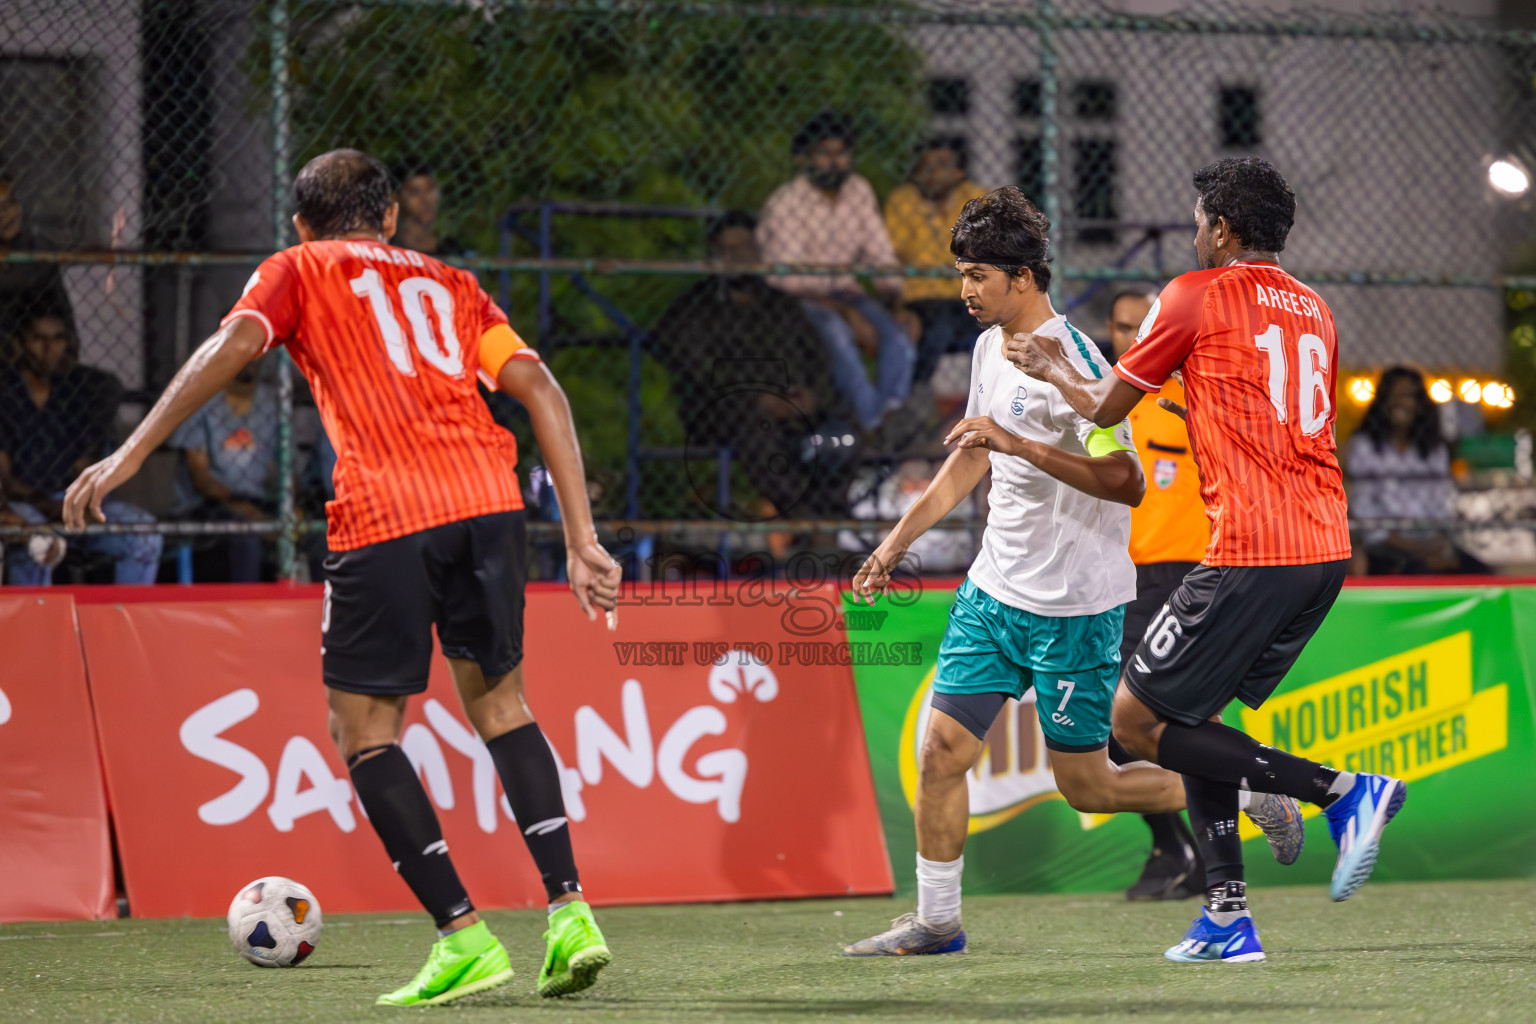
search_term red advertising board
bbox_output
[77,584,891,918]
[0,594,114,921]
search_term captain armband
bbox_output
[1086,422,1135,457]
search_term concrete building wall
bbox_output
[1,0,145,387]
[911,0,1526,368]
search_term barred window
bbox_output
[1073,138,1118,244]
[1013,135,1044,208]
[1013,78,1042,118]
[1220,86,1262,148]
[928,77,970,116]
[1073,80,1117,121]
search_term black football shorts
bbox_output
[1122,559,1348,726]
[1118,560,1201,670]
[320,510,527,695]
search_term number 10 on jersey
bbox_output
[350,268,465,377]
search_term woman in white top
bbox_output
[1345,366,1486,575]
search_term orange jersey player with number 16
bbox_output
[64,149,619,1006]
[1004,157,1405,965]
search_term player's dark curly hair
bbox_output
[294,149,394,239]
[949,186,1052,293]
[1192,157,1296,253]
[1358,366,1446,459]
[792,109,855,155]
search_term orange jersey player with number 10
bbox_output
[64,150,620,1006]
[1005,157,1406,965]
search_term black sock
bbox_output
[1183,774,1245,913]
[1111,735,1197,860]
[1157,718,1341,806]
[1145,811,1197,861]
[349,745,474,928]
[485,723,582,902]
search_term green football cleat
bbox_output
[375,920,514,1007]
[537,900,612,998]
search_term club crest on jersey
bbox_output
[1154,458,1177,489]
[1010,385,1027,415]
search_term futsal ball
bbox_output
[226,877,322,967]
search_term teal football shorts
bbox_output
[933,578,1125,752]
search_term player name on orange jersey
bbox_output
[1253,282,1322,321]
[344,240,427,267]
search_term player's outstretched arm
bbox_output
[947,415,1145,507]
[1004,332,1145,428]
[63,317,267,530]
[496,357,621,628]
[851,443,989,606]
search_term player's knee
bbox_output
[1111,703,1159,761]
[1109,720,1145,761]
[464,688,534,741]
[918,728,974,783]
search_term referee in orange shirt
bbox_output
[1106,289,1211,900]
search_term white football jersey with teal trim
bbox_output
[963,316,1135,617]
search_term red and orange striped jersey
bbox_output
[1113,262,1350,567]
[224,240,536,551]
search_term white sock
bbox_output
[916,854,963,928]
[1327,771,1357,800]
[1236,788,1252,812]
[1206,907,1251,927]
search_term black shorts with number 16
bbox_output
[1122,559,1348,726]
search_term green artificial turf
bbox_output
[2,880,1532,1023]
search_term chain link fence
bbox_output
[2,0,1535,582]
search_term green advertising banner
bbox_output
[845,584,1536,897]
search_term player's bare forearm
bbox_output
[125,320,266,468]
[1003,332,1146,427]
[497,357,621,625]
[62,317,266,529]
[1018,444,1145,507]
[947,415,1144,506]
[853,445,988,603]
[887,445,990,550]
[496,358,597,545]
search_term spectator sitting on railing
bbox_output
[0,178,76,349]
[0,310,162,584]
[1346,365,1488,576]
[884,139,987,387]
[170,361,279,581]
[757,110,917,443]
[653,210,855,517]
[391,164,466,258]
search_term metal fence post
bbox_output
[271,0,296,580]
[1037,0,1062,312]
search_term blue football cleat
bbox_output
[1164,909,1266,963]
[842,913,966,956]
[1325,772,1407,902]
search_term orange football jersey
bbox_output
[224,240,536,551]
[1114,262,1350,567]
[1125,377,1210,565]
